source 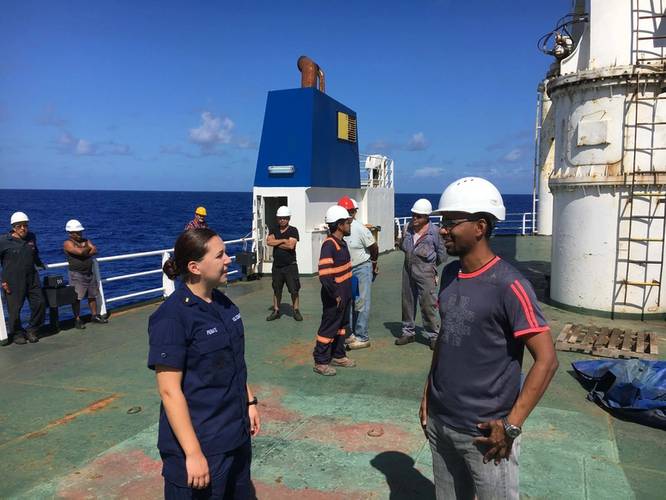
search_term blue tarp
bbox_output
[572,359,666,429]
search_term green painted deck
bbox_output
[1,235,665,499]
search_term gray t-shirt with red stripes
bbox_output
[429,256,549,435]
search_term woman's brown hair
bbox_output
[163,228,218,280]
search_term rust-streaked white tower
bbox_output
[540,0,666,318]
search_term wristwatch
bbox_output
[502,418,521,439]
[247,396,258,407]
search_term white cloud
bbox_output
[503,148,522,161]
[75,139,95,155]
[413,166,444,178]
[407,132,428,151]
[189,111,234,149]
[57,131,130,156]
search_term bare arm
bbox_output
[276,237,298,250]
[63,240,91,257]
[156,366,210,489]
[474,332,558,464]
[419,340,439,436]
[266,234,281,247]
[86,240,98,256]
[507,332,559,427]
[246,384,261,436]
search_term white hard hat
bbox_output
[10,212,29,225]
[276,206,291,218]
[411,198,432,215]
[325,205,350,224]
[65,219,85,232]
[432,177,506,221]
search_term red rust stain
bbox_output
[299,418,420,453]
[276,339,313,367]
[253,480,374,500]
[23,394,120,441]
[57,449,162,499]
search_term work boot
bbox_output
[75,318,86,330]
[345,334,357,345]
[331,356,356,368]
[293,309,303,322]
[13,333,27,345]
[395,335,415,346]
[313,364,336,376]
[266,310,281,321]
[24,330,39,343]
[347,338,370,350]
[92,315,108,324]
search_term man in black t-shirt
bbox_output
[266,206,302,321]
[420,178,558,499]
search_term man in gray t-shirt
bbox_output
[420,177,558,500]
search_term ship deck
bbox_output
[1,235,665,499]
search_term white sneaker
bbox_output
[345,334,358,345]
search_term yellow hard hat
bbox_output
[195,206,207,216]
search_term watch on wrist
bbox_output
[247,396,258,406]
[502,418,521,439]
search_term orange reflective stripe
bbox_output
[319,257,334,265]
[324,237,341,251]
[334,271,352,283]
[316,335,334,344]
[319,262,352,276]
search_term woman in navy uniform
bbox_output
[148,228,260,499]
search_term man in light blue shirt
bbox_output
[338,196,378,350]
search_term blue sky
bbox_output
[0,0,569,194]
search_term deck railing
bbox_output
[0,237,255,341]
[394,212,537,239]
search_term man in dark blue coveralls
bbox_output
[0,212,46,346]
[312,205,357,376]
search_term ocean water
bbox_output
[1,190,531,319]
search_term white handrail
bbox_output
[30,237,257,319]
[394,212,537,237]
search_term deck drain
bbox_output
[367,426,384,438]
[127,406,142,415]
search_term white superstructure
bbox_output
[252,155,395,275]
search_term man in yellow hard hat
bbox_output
[185,206,209,231]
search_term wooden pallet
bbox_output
[555,323,660,360]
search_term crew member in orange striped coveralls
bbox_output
[313,205,357,376]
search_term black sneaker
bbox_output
[394,335,415,346]
[24,330,39,343]
[293,310,303,321]
[266,310,281,321]
[75,318,86,329]
[92,315,108,324]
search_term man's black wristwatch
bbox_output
[247,396,258,407]
[502,418,521,439]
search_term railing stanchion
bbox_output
[162,252,175,297]
[522,213,527,235]
[92,258,107,317]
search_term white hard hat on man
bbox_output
[432,176,505,220]
[10,212,29,226]
[276,206,291,218]
[411,199,432,215]
[65,219,85,232]
[325,205,350,224]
